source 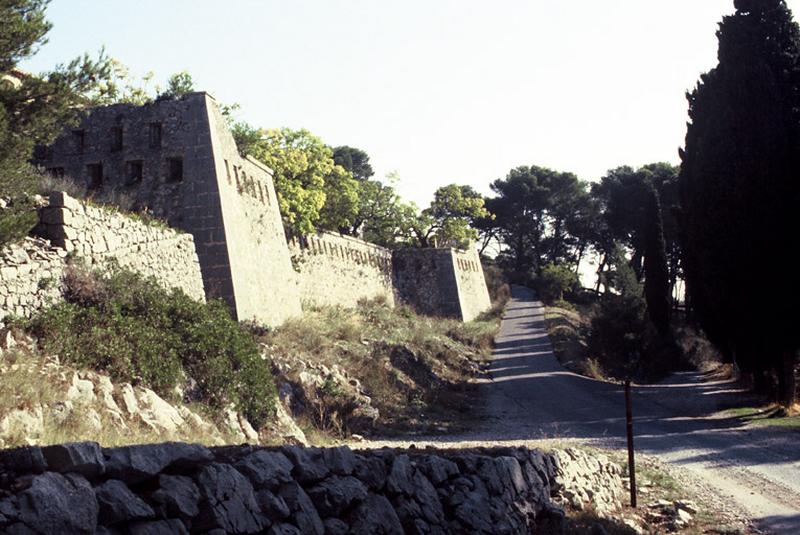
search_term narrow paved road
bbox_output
[483,286,800,534]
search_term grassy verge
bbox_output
[259,298,502,437]
[543,301,603,379]
[723,405,800,429]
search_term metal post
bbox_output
[625,379,637,508]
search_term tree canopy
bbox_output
[679,0,800,404]
[1,0,112,246]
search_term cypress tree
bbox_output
[679,0,800,404]
[643,186,671,339]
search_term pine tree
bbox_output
[1,0,111,246]
[643,186,671,338]
[679,0,800,404]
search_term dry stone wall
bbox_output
[36,192,205,302]
[0,442,580,535]
[289,232,396,309]
[0,238,66,324]
[34,92,492,325]
[1,192,206,324]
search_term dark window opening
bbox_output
[149,123,162,148]
[33,145,52,161]
[47,167,64,179]
[126,160,144,184]
[166,157,183,182]
[73,130,85,153]
[87,163,103,190]
[111,126,123,151]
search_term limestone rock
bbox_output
[66,373,96,405]
[278,481,324,535]
[282,446,329,484]
[150,474,200,518]
[95,479,155,524]
[126,519,189,535]
[105,442,212,484]
[256,489,291,521]
[0,406,43,445]
[137,388,185,433]
[13,472,98,534]
[348,494,403,535]
[195,462,265,534]
[307,475,368,517]
[235,449,294,490]
[41,442,105,477]
[119,384,139,416]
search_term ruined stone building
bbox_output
[31,92,491,325]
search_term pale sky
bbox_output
[21,0,800,207]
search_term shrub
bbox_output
[534,263,579,304]
[27,263,276,427]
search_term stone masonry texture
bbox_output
[0,191,205,324]
[32,92,492,325]
[289,231,396,309]
[0,441,589,534]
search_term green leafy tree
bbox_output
[411,184,490,249]
[333,146,374,181]
[535,263,578,304]
[1,0,112,247]
[351,172,416,246]
[159,70,194,99]
[318,164,360,232]
[679,0,800,404]
[234,125,335,235]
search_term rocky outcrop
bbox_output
[0,442,605,534]
[550,447,624,515]
[0,336,261,450]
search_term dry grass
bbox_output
[260,299,501,435]
[544,304,601,379]
[0,346,240,449]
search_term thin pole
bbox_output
[625,379,637,508]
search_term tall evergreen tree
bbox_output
[679,0,800,404]
[643,186,671,338]
[1,0,111,246]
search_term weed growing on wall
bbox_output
[24,263,276,427]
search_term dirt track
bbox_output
[359,286,800,534]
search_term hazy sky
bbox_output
[21,0,800,207]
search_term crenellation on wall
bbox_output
[393,246,491,322]
[289,231,396,309]
[451,247,492,321]
[35,93,491,325]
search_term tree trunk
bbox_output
[777,350,797,407]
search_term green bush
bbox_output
[26,263,276,427]
[534,263,579,304]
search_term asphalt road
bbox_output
[483,286,800,534]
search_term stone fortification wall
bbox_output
[0,238,66,324]
[205,100,302,325]
[36,92,302,326]
[393,248,462,319]
[36,192,205,301]
[1,192,205,324]
[452,247,492,321]
[35,93,493,325]
[393,247,492,322]
[289,232,396,309]
[0,442,594,534]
